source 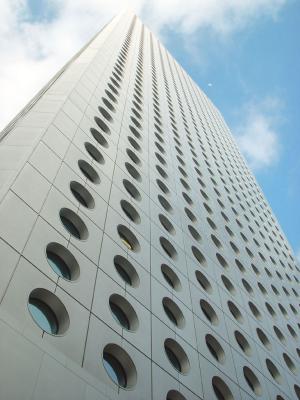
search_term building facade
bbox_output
[0,11,299,400]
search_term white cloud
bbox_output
[234,97,283,170]
[144,0,286,35]
[0,0,288,130]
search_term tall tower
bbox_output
[0,11,299,400]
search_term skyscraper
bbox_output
[0,11,299,400]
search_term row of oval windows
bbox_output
[27,287,300,399]
[55,147,300,366]
[152,144,292,280]
[32,161,300,392]
[103,114,300,331]
[39,215,300,365]
[125,130,299,295]
[131,89,296,274]
[32,127,300,395]
[128,32,292,262]
[74,26,286,398]
[132,32,297,269]
[129,71,300,353]
[83,136,300,364]
[106,42,294,270]
[88,37,300,378]
[67,174,300,313]
[148,61,296,272]
[92,90,300,328]
[47,29,300,398]
[161,169,298,288]
[151,49,300,360]
[147,160,300,317]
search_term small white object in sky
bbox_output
[208,82,213,87]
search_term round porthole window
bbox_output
[120,200,141,224]
[102,97,115,112]
[273,325,286,343]
[46,242,80,281]
[158,195,173,213]
[98,106,113,122]
[212,376,234,400]
[200,299,219,325]
[248,301,262,320]
[164,338,190,374]
[256,328,271,350]
[126,148,141,166]
[128,136,141,151]
[109,294,139,331]
[182,192,193,205]
[125,162,142,182]
[90,127,109,148]
[94,117,111,134]
[117,225,140,252]
[155,152,166,165]
[185,207,197,222]
[156,163,167,177]
[123,179,141,201]
[228,301,243,323]
[105,89,117,104]
[157,179,170,195]
[78,160,100,184]
[189,225,202,242]
[205,334,225,363]
[234,330,252,356]
[160,237,178,260]
[243,366,262,396]
[28,288,69,335]
[192,246,207,267]
[236,259,246,273]
[211,234,222,248]
[159,214,175,235]
[84,142,104,164]
[162,297,185,328]
[242,279,253,296]
[221,275,235,294]
[287,323,297,339]
[195,270,212,293]
[108,82,119,96]
[161,264,181,291]
[70,181,95,209]
[166,390,187,400]
[216,253,228,269]
[59,208,89,240]
[102,343,137,388]
[207,217,217,230]
[283,352,297,375]
[113,255,139,287]
[266,358,282,384]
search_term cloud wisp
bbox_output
[0,0,288,130]
[234,97,283,170]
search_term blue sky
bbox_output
[0,0,299,258]
[25,0,59,22]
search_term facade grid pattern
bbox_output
[0,11,299,400]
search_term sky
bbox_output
[0,0,299,260]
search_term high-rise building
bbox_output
[0,11,299,400]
